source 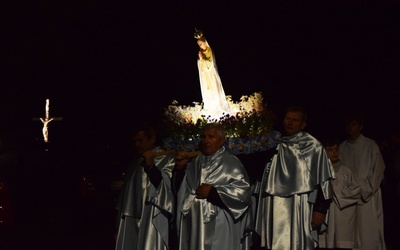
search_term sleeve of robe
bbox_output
[361,142,385,202]
[332,165,362,209]
[148,154,175,215]
[212,154,252,220]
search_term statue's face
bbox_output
[197,40,207,51]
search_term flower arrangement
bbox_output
[162,92,279,153]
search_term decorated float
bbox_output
[162,91,281,155]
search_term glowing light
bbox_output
[163,92,276,139]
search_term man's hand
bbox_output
[141,151,155,169]
[195,183,212,199]
[311,211,325,230]
[174,151,189,170]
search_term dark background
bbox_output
[1,1,400,249]
[2,2,400,145]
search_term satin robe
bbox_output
[256,131,335,250]
[340,134,386,250]
[115,147,175,250]
[197,42,230,118]
[319,161,362,248]
[176,146,252,250]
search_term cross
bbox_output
[33,99,63,143]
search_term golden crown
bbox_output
[194,28,204,39]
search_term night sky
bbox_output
[2,2,400,149]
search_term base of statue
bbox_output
[163,130,281,155]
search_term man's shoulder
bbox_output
[298,132,323,148]
[339,163,353,173]
[221,150,244,166]
[361,135,378,145]
[302,131,318,141]
[220,149,238,159]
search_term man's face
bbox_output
[133,131,155,154]
[346,120,363,140]
[283,111,306,136]
[201,128,225,156]
[325,144,339,163]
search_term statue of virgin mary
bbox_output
[194,29,231,119]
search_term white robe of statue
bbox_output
[197,39,231,119]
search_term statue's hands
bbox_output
[195,183,212,199]
[174,151,189,170]
[141,151,155,169]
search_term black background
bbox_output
[2,2,400,146]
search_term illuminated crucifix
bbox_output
[33,99,63,143]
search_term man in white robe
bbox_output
[339,113,386,250]
[174,123,252,250]
[115,123,175,250]
[256,106,335,250]
[318,138,362,249]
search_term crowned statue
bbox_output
[194,29,231,119]
[162,29,279,154]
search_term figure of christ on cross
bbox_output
[33,99,62,143]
